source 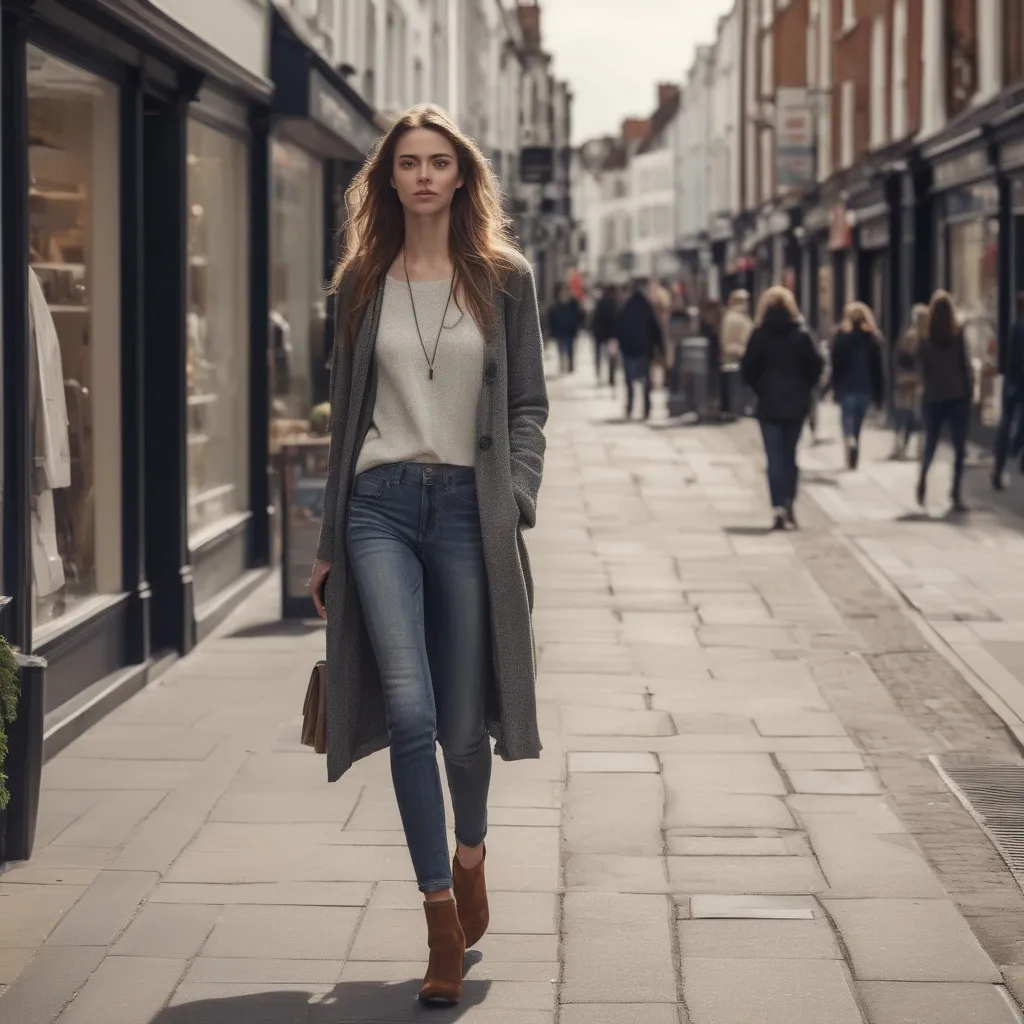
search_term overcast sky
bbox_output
[540,0,735,143]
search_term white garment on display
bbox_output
[28,265,72,598]
[28,266,72,489]
[31,488,66,596]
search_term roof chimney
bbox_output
[622,118,650,144]
[517,1,541,49]
[658,83,680,109]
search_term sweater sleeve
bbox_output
[505,261,550,529]
[315,291,353,564]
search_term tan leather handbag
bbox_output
[301,661,327,754]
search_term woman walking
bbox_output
[917,290,972,512]
[549,284,583,374]
[741,286,824,530]
[891,304,927,459]
[830,302,884,469]
[308,105,547,1006]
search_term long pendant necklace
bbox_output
[404,252,454,381]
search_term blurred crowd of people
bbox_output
[546,276,1024,532]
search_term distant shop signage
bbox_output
[776,87,815,190]
[520,146,555,184]
[933,146,991,191]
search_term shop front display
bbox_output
[185,119,251,543]
[269,140,328,456]
[26,47,123,640]
[943,181,1001,427]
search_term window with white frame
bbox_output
[870,15,887,147]
[842,0,856,33]
[841,80,855,167]
[891,0,908,138]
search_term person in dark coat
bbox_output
[917,289,973,512]
[740,286,825,530]
[548,284,583,374]
[591,284,620,386]
[615,278,663,420]
[830,301,885,469]
[699,298,723,418]
[993,291,1024,489]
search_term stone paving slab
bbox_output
[824,898,1001,982]
[668,854,827,895]
[560,892,676,1004]
[857,981,1022,1024]
[682,958,863,1024]
[679,919,841,959]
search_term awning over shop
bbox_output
[270,6,381,161]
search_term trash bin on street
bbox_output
[279,438,330,619]
[720,363,753,419]
[0,653,46,863]
[667,336,710,419]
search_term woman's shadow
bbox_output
[150,969,491,1024]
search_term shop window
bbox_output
[270,141,327,450]
[27,46,122,637]
[185,119,250,542]
[948,198,1000,424]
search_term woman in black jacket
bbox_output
[741,286,825,530]
[548,285,584,375]
[917,290,973,512]
[831,302,885,469]
[591,284,620,386]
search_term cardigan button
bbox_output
[484,363,497,383]
[478,435,493,452]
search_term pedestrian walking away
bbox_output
[615,277,664,420]
[549,284,583,375]
[892,304,927,459]
[916,289,973,513]
[307,104,548,1008]
[591,283,620,386]
[740,286,824,530]
[992,291,1024,489]
[830,301,885,470]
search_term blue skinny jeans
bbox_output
[346,462,492,892]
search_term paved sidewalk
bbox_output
[799,408,1024,747]
[3,354,1024,1023]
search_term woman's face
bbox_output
[391,128,464,216]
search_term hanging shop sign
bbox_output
[828,203,852,250]
[776,87,815,191]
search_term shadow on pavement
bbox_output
[723,525,778,536]
[151,977,493,1024]
[226,620,325,640]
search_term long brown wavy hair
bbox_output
[330,105,519,342]
[927,289,959,347]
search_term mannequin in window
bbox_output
[28,266,71,601]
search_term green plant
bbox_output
[0,637,18,810]
[310,402,331,436]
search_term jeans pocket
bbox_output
[351,471,387,500]
[447,478,479,508]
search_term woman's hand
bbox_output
[309,559,331,620]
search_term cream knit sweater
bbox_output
[355,276,484,476]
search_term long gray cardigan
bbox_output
[316,252,549,782]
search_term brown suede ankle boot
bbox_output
[419,898,465,1006]
[452,845,489,948]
